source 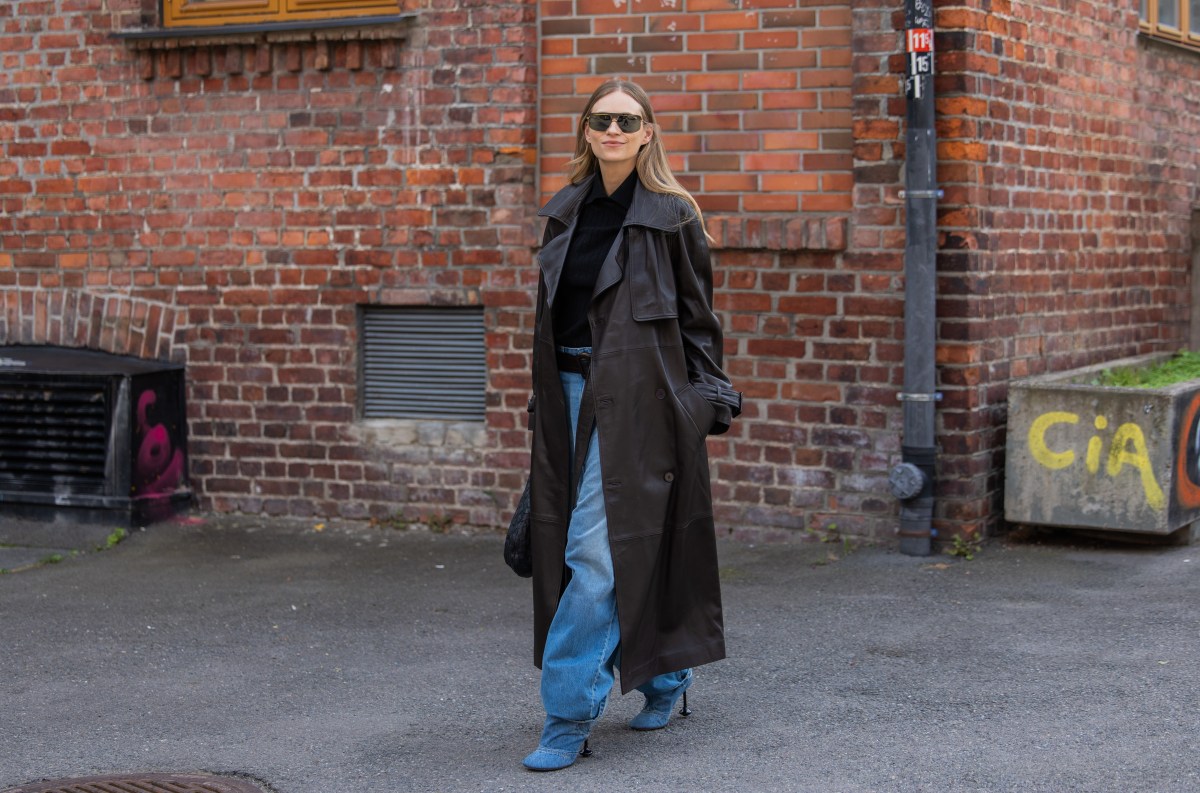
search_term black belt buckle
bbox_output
[557,351,592,378]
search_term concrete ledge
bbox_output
[706,215,848,252]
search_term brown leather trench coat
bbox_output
[528,174,741,694]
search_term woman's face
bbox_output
[584,90,653,173]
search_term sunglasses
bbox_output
[586,113,644,133]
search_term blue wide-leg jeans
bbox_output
[538,346,690,731]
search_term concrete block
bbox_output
[1006,353,1200,534]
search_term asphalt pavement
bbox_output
[1,514,1197,793]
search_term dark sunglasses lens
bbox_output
[588,114,642,133]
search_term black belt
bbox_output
[556,351,592,377]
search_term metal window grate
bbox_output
[361,306,486,421]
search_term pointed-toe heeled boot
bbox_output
[522,716,594,771]
[629,673,693,731]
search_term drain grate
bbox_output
[1,773,268,793]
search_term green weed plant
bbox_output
[1095,351,1200,389]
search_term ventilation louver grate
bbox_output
[0,376,110,495]
[361,306,487,421]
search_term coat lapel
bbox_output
[593,181,681,300]
[591,231,625,300]
[536,178,591,309]
[537,231,572,309]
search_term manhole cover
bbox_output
[1,773,268,793]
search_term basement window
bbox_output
[359,306,487,422]
[164,0,402,28]
[1140,0,1200,51]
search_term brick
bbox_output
[542,38,575,56]
[688,153,742,170]
[542,18,591,35]
[595,17,645,34]
[577,0,629,12]
[801,193,853,212]
[853,118,900,140]
[762,173,819,191]
[763,132,819,150]
[651,54,704,71]
[686,33,741,51]
[744,71,796,90]
[744,194,798,212]
[706,92,760,111]
[542,57,590,75]
[631,0,680,10]
[762,50,817,69]
[747,339,807,358]
[632,34,684,52]
[594,55,648,73]
[577,36,629,54]
[707,51,762,70]
[761,91,819,110]
[762,10,816,27]
[704,133,763,151]
[648,14,702,33]
[744,30,799,49]
[744,153,801,170]
[688,113,742,132]
[705,174,759,191]
[704,11,760,30]
[744,111,798,130]
[685,73,740,91]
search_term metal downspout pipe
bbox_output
[889,2,939,556]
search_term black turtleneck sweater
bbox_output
[552,170,638,347]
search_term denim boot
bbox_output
[629,669,692,731]
[522,715,594,771]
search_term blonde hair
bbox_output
[567,79,710,239]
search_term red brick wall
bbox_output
[0,0,541,526]
[538,0,855,217]
[930,0,1199,535]
[538,0,909,540]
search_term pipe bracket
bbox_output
[897,392,942,402]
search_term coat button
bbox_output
[655,389,665,400]
[664,472,675,482]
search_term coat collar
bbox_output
[585,168,638,210]
[539,173,683,231]
[537,173,687,310]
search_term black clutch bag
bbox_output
[503,478,533,578]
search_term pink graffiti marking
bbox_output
[136,389,184,496]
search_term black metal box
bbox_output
[0,346,191,525]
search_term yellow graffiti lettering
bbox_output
[1086,416,1107,473]
[1106,423,1165,510]
[1028,411,1079,469]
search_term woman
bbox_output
[523,79,741,772]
